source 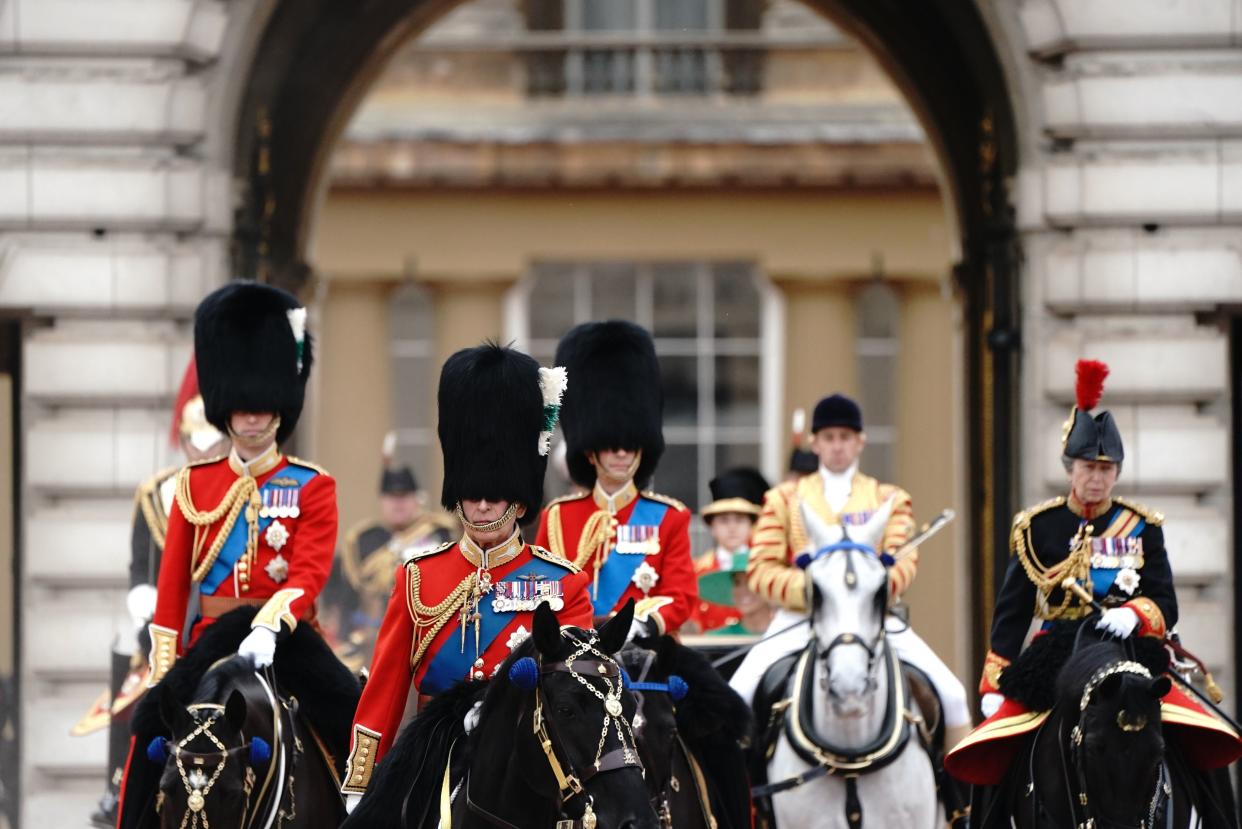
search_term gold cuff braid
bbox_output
[251,588,306,633]
[146,624,178,688]
[341,725,381,795]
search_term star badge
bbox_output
[265,520,289,552]
[265,554,289,583]
[631,561,659,595]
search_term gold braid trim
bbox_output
[175,467,261,583]
[1012,497,1092,621]
[135,467,177,549]
[546,503,567,561]
[405,563,479,672]
[574,509,612,570]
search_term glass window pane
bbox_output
[652,264,698,338]
[654,49,708,95]
[529,265,576,340]
[582,0,636,29]
[862,440,894,485]
[391,282,435,338]
[589,263,638,320]
[714,355,760,427]
[659,354,698,427]
[713,263,760,337]
[656,0,709,29]
[714,443,761,478]
[393,355,433,430]
[651,443,698,510]
[857,353,895,426]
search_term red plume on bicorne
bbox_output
[1074,359,1109,412]
[169,355,199,448]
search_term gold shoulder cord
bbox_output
[406,564,479,670]
[175,467,262,583]
[1012,512,1092,620]
[136,468,177,549]
[546,504,567,561]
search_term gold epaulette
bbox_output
[405,540,454,563]
[1010,496,1066,539]
[1113,496,1165,527]
[134,466,179,547]
[286,455,330,476]
[544,490,590,509]
[642,491,687,512]
[339,520,373,593]
[185,453,228,469]
[137,466,179,499]
[530,544,580,573]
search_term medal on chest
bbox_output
[615,524,660,555]
[492,574,565,612]
[259,484,301,519]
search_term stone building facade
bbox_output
[0,1,1237,825]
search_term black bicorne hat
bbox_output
[555,320,664,489]
[381,467,418,495]
[438,343,548,511]
[811,393,863,433]
[702,467,770,521]
[194,281,312,446]
[1062,360,1124,463]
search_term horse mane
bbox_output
[648,636,753,829]
[343,678,484,829]
[194,655,254,701]
[1000,620,1169,711]
[1054,640,1132,706]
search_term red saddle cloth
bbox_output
[945,684,1242,786]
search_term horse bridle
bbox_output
[154,671,290,829]
[1031,659,1169,829]
[811,544,891,696]
[466,633,642,829]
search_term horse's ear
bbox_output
[224,689,246,732]
[1149,676,1172,699]
[597,599,635,655]
[1097,674,1123,701]
[158,684,188,733]
[532,601,562,657]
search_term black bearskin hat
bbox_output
[194,282,312,446]
[438,344,548,511]
[1062,359,1124,463]
[811,393,863,433]
[555,320,664,489]
[702,467,770,521]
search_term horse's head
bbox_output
[151,658,273,829]
[494,599,659,829]
[799,500,893,717]
[1055,642,1171,825]
[617,642,688,810]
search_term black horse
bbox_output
[976,626,1238,828]
[344,601,660,829]
[116,608,360,829]
[620,635,752,829]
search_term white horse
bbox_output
[765,502,939,829]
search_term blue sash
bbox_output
[592,498,669,614]
[1089,507,1146,599]
[421,556,570,696]
[200,464,319,595]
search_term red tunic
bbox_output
[341,535,592,795]
[689,551,741,634]
[535,485,696,635]
[152,448,337,654]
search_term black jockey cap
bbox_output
[811,393,863,434]
[555,320,664,489]
[702,467,770,522]
[1062,359,1124,463]
[381,467,418,495]
[438,343,554,511]
[194,281,312,446]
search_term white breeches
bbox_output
[728,608,971,728]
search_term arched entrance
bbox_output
[227,0,1020,676]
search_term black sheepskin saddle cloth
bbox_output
[998,620,1170,712]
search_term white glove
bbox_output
[980,692,1004,719]
[126,584,158,631]
[345,794,362,814]
[1095,607,1140,639]
[463,700,483,734]
[238,627,277,669]
[627,617,656,644]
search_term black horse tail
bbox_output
[342,680,484,829]
[653,636,753,829]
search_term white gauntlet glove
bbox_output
[345,794,362,814]
[1095,607,1140,639]
[463,700,484,734]
[126,584,158,632]
[238,627,277,669]
[980,692,1004,719]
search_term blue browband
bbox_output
[795,540,895,570]
[620,668,689,702]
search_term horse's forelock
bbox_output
[1054,640,1133,709]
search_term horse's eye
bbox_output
[556,704,575,718]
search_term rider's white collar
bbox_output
[819,462,857,513]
